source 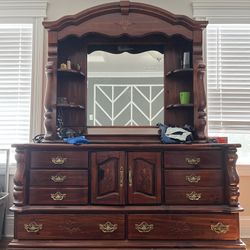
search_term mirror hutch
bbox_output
[9,1,245,249]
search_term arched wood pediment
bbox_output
[43,1,207,40]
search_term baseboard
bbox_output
[3,214,250,238]
[4,214,14,238]
[240,216,250,238]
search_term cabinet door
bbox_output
[91,151,125,205]
[128,152,161,204]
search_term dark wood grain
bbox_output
[30,169,88,186]
[127,152,162,204]
[91,151,125,205]
[164,150,223,169]
[31,150,88,169]
[164,169,223,186]
[16,214,125,240]
[4,237,248,249]
[29,187,88,205]
[128,214,239,240]
[165,187,224,205]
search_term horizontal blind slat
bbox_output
[207,24,250,133]
[0,23,32,147]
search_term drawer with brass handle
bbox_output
[29,187,88,205]
[31,151,88,169]
[16,214,125,240]
[24,222,43,233]
[165,187,224,205]
[30,170,88,186]
[164,150,222,169]
[99,221,118,233]
[128,214,239,240]
[164,170,223,186]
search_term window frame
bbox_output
[193,0,250,169]
[0,1,47,168]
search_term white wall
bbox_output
[46,0,193,21]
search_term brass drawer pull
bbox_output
[51,156,67,165]
[51,175,66,183]
[185,157,200,166]
[99,221,118,233]
[135,221,154,233]
[120,166,124,187]
[50,191,66,200]
[186,191,201,201]
[24,222,43,233]
[211,222,230,234]
[186,174,201,183]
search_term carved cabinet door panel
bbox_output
[127,152,161,204]
[91,151,125,205]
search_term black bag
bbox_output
[157,123,194,144]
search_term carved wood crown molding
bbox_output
[43,1,207,31]
[0,0,48,17]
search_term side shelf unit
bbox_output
[165,68,194,127]
[56,68,86,134]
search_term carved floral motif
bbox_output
[60,220,81,234]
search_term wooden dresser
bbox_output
[9,143,246,249]
[8,1,246,249]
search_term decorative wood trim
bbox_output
[13,148,27,206]
[44,31,58,140]
[43,1,207,32]
[43,1,207,39]
[225,146,240,206]
[193,27,206,140]
[195,61,206,139]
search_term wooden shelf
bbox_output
[166,104,194,109]
[57,69,85,77]
[166,68,193,78]
[56,104,85,110]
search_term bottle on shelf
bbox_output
[66,58,71,70]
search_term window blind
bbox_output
[0,24,33,148]
[206,24,250,133]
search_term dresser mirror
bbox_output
[87,49,164,126]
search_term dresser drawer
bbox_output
[29,188,88,205]
[30,170,88,186]
[31,151,88,169]
[165,170,223,186]
[164,150,222,169]
[16,214,125,240]
[128,214,239,240]
[165,187,224,205]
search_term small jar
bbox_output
[60,63,67,70]
[76,63,81,71]
[66,59,71,70]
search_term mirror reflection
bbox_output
[87,50,164,126]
